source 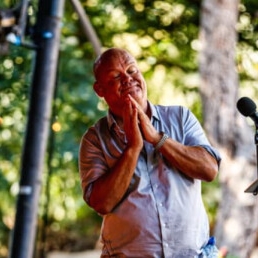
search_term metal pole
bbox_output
[69,0,102,56]
[8,0,65,257]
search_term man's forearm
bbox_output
[89,146,141,215]
[158,139,218,182]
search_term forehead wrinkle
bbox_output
[93,48,136,80]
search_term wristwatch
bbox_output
[154,132,169,150]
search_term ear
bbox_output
[93,81,104,97]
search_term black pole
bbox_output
[244,127,258,195]
[8,1,65,257]
[256,128,258,179]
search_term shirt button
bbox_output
[164,243,169,248]
[159,202,163,206]
[163,222,168,228]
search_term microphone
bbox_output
[237,97,258,195]
[236,97,258,127]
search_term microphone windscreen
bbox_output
[236,97,257,117]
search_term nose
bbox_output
[121,73,132,86]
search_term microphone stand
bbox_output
[244,126,258,196]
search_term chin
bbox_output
[133,94,148,108]
[130,93,142,104]
[130,89,143,99]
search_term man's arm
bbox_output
[129,95,219,182]
[88,146,140,215]
[87,97,143,215]
[157,140,218,182]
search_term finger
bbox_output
[131,104,138,125]
[123,95,132,116]
[128,95,146,119]
[128,94,139,109]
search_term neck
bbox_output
[145,102,151,119]
[110,101,151,128]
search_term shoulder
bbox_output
[81,116,108,143]
[153,104,192,120]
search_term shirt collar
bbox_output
[148,101,159,123]
[107,110,118,130]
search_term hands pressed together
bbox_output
[123,94,161,151]
[122,94,218,183]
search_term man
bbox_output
[79,48,221,257]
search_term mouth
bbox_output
[121,84,141,97]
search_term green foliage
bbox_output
[202,179,220,234]
[0,42,33,255]
[237,1,258,100]
[1,0,258,256]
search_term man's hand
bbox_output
[128,95,161,145]
[127,95,218,182]
[123,95,143,150]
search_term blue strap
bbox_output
[200,237,219,258]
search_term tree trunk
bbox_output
[199,0,258,257]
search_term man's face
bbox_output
[94,49,148,117]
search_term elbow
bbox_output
[203,165,219,182]
[92,204,111,216]
[89,196,113,215]
[202,154,219,182]
[82,191,112,215]
[86,183,116,215]
[204,172,217,182]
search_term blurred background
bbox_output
[1,0,258,257]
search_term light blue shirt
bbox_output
[79,102,221,258]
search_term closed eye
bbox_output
[111,72,120,80]
[127,66,138,75]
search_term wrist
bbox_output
[154,132,169,151]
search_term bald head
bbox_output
[92,47,148,116]
[93,48,136,81]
